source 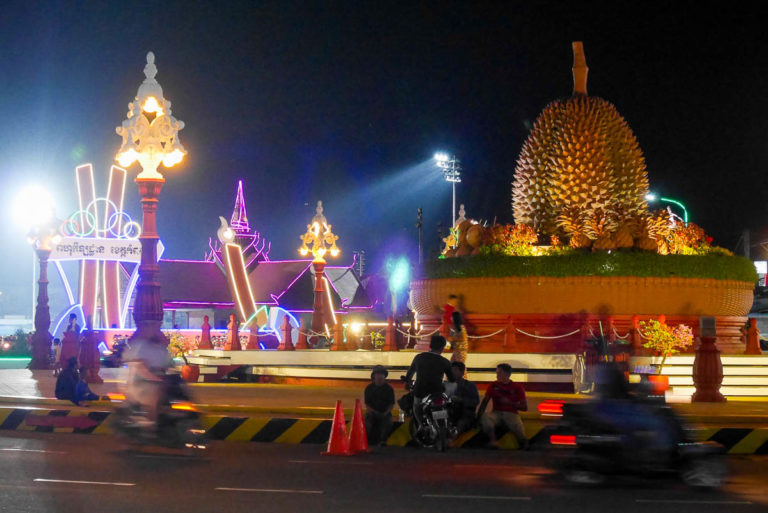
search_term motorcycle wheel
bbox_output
[436,422,448,452]
[562,467,605,486]
[560,454,606,486]
[681,456,727,489]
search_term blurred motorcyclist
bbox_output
[404,334,454,425]
[123,337,172,428]
[592,363,678,464]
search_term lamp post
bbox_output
[645,193,689,227]
[116,52,186,345]
[435,153,462,227]
[299,201,340,345]
[16,187,60,369]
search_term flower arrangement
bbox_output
[480,224,539,256]
[666,222,710,255]
[639,319,694,374]
[370,331,384,349]
[166,331,195,364]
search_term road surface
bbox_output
[0,431,767,512]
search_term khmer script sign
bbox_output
[50,237,142,262]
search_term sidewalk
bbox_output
[0,368,767,425]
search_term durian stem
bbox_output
[572,41,588,96]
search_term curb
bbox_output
[2,406,768,454]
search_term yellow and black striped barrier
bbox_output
[3,407,768,454]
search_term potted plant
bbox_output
[167,332,199,382]
[638,319,694,393]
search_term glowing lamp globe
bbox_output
[13,185,55,231]
[115,52,186,180]
[298,201,340,263]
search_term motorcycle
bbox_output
[102,338,128,368]
[109,373,207,451]
[546,399,727,488]
[399,376,454,452]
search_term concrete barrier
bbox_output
[3,406,768,454]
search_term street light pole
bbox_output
[29,248,52,369]
[116,52,186,346]
[435,153,462,228]
[416,207,423,265]
[645,193,689,227]
[15,186,59,369]
[299,201,341,346]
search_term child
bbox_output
[52,338,62,376]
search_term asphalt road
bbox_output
[0,432,767,513]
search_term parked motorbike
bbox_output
[109,373,207,451]
[102,339,128,368]
[399,376,454,452]
[546,399,727,488]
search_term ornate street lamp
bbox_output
[299,201,340,343]
[16,187,61,369]
[116,52,186,345]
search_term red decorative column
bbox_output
[295,319,309,350]
[198,315,213,350]
[225,314,241,351]
[745,318,761,355]
[130,178,168,346]
[692,336,726,402]
[279,315,294,351]
[384,317,397,351]
[79,327,103,384]
[29,248,52,369]
[310,260,335,345]
[332,321,344,351]
[630,314,642,353]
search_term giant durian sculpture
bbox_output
[512,42,649,240]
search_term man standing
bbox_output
[364,365,395,446]
[448,361,479,435]
[477,363,529,449]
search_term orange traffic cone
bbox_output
[322,400,351,456]
[348,399,371,454]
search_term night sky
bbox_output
[1,1,767,316]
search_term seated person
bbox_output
[55,357,79,405]
[75,368,100,404]
[447,361,479,435]
[477,363,529,450]
[364,365,395,446]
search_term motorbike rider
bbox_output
[404,334,454,427]
[123,337,172,430]
[592,362,678,465]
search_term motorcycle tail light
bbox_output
[171,402,198,412]
[538,400,565,416]
[431,397,445,407]
[550,435,577,446]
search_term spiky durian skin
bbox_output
[512,95,649,236]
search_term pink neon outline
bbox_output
[161,258,215,264]
[268,262,313,302]
[164,301,234,307]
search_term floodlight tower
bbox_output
[435,153,462,227]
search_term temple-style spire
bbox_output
[230,180,250,233]
[572,41,589,96]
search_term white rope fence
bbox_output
[613,327,631,340]
[514,328,581,339]
[467,328,506,339]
